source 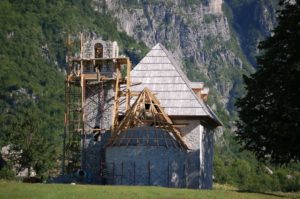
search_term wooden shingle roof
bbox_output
[128,43,222,127]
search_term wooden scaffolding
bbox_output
[62,34,132,173]
[107,88,189,149]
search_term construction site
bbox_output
[62,34,222,189]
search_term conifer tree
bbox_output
[236,0,300,164]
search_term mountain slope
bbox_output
[226,0,278,66]
[0,0,148,176]
[101,0,253,117]
[97,0,300,192]
[0,0,299,192]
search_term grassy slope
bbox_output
[0,181,299,199]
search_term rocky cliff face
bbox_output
[226,0,278,66]
[93,0,277,118]
[98,0,248,115]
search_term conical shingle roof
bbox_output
[128,43,221,127]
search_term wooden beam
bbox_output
[125,58,131,111]
[107,87,189,150]
[145,88,173,124]
[80,33,83,75]
[81,75,86,133]
[71,57,129,64]
[111,62,121,133]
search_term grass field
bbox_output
[0,181,299,199]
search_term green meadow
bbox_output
[0,181,299,199]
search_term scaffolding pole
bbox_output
[62,33,132,173]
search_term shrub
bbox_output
[0,167,15,180]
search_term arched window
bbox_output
[94,43,103,58]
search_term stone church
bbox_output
[79,39,221,189]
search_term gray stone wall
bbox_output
[178,120,202,188]
[83,38,118,59]
[176,119,215,189]
[104,121,215,189]
[81,82,114,183]
[200,127,214,189]
[81,135,102,183]
[186,150,201,188]
[177,119,201,150]
[82,111,215,188]
[84,83,114,132]
[106,146,186,187]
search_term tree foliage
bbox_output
[236,0,300,164]
[0,0,148,178]
[7,102,57,177]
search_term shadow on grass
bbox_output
[236,190,287,198]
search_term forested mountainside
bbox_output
[92,0,278,131]
[0,0,147,176]
[99,0,277,113]
[102,0,250,118]
[0,0,299,191]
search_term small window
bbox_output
[145,104,150,110]
[94,43,103,58]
